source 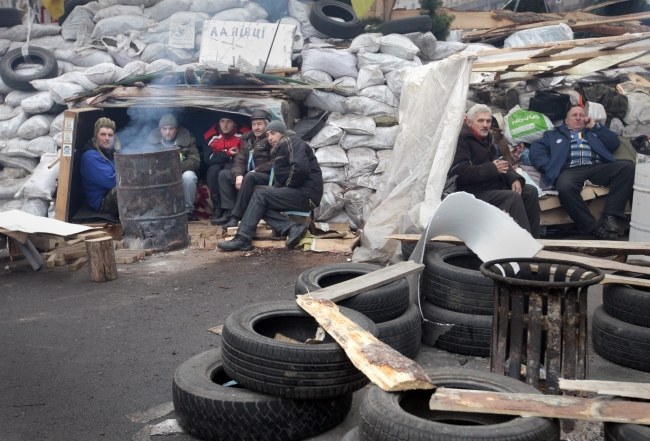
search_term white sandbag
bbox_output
[320,165,347,183]
[136,30,168,44]
[98,0,157,7]
[20,92,56,114]
[61,5,96,41]
[343,187,374,226]
[116,60,148,82]
[328,114,376,135]
[0,177,27,199]
[586,101,607,125]
[0,166,30,179]
[356,65,384,91]
[0,24,61,42]
[347,173,381,191]
[3,139,32,157]
[300,22,328,39]
[51,131,62,147]
[315,145,348,167]
[27,136,57,157]
[302,48,358,79]
[30,78,53,92]
[431,41,466,61]
[317,210,358,229]
[505,23,573,48]
[356,50,421,74]
[0,38,10,56]
[288,0,312,23]
[0,110,28,139]
[151,11,209,33]
[55,48,115,67]
[145,58,178,74]
[140,43,168,63]
[0,74,12,95]
[49,112,65,135]
[0,104,20,121]
[375,149,393,174]
[5,90,38,107]
[21,198,49,217]
[359,85,399,107]
[17,114,56,140]
[331,76,357,97]
[94,5,144,21]
[57,60,78,75]
[305,90,347,114]
[91,15,157,39]
[349,33,382,54]
[144,0,191,21]
[621,122,650,138]
[57,71,99,90]
[48,82,85,105]
[244,2,269,20]
[166,47,195,63]
[340,126,399,150]
[9,35,70,52]
[379,34,419,60]
[16,153,59,200]
[83,62,119,85]
[190,0,240,14]
[624,91,650,125]
[212,8,255,22]
[302,69,333,84]
[0,153,38,172]
[310,125,343,148]
[345,147,378,179]
[385,69,404,99]
[313,182,345,220]
[404,32,436,61]
[342,96,398,117]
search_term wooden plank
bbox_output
[309,236,360,253]
[536,250,650,276]
[68,257,87,271]
[0,228,29,244]
[602,274,650,288]
[114,249,146,264]
[305,261,424,303]
[429,388,650,424]
[559,379,650,400]
[296,295,435,392]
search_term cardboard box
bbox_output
[538,185,610,211]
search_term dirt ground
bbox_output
[1,243,648,441]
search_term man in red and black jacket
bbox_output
[203,116,249,219]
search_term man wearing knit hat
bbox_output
[148,113,201,220]
[212,108,274,226]
[80,117,121,217]
[218,120,323,252]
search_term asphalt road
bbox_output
[1,245,649,441]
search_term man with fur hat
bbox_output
[80,117,120,217]
[212,108,274,226]
[218,120,323,252]
[148,113,201,220]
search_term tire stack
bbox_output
[173,300,377,441]
[593,274,650,372]
[420,245,494,357]
[295,263,422,359]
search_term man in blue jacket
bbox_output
[218,120,323,252]
[530,106,634,240]
[80,117,120,217]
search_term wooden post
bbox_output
[85,237,118,282]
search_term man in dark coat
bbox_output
[218,121,323,252]
[450,104,540,236]
[530,105,634,240]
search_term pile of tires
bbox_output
[420,245,494,357]
[295,263,422,359]
[173,300,377,440]
[592,274,650,372]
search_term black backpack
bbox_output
[528,90,572,121]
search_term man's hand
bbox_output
[585,117,596,129]
[228,146,239,157]
[235,175,244,190]
[493,159,509,174]
[511,180,522,194]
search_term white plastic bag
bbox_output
[328,114,376,135]
[345,147,379,179]
[310,125,343,148]
[342,96,398,117]
[17,115,56,140]
[379,34,419,60]
[504,23,573,48]
[340,126,399,150]
[305,90,347,114]
[359,85,399,107]
[20,92,56,114]
[356,65,384,91]
[15,153,59,200]
[315,145,348,167]
[301,48,359,79]
[357,51,421,74]
[313,182,345,220]
[349,33,381,53]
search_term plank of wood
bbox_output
[537,250,650,276]
[602,274,650,289]
[560,379,650,400]
[429,388,650,424]
[304,260,424,302]
[297,295,434,392]
[114,249,146,264]
[207,325,223,335]
[309,236,360,253]
[0,228,29,244]
[68,257,87,271]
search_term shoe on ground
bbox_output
[210,209,224,225]
[223,217,239,229]
[187,212,198,221]
[591,226,619,241]
[217,235,252,252]
[286,224,308,249]
[211,211,232,225]
[601,214,626,236]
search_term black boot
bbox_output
[223,217,240,229]
[210,209,224,225]
[218,235,252,252]
[211,210,232,225]
[286,224,308,249]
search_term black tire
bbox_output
[309,0,364,39]
[602,276,650,327]
[592,305,650,372]
[420,300,491,357]
[605,422,650,441]
[377,303,422,359]
[381,15,433,35]
[401,240,453,261]
[422,245,494,315]
[172,349,352,441]
[0,47,58,91]
[0,8,22,27]
[221,300,377,399]
[359,367,560,441]
[295,263,410,323]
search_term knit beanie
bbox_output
[159,113,178,128]
[94,117,116,138]
[265,120,287,134]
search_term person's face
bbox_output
[160,125,178,142]
[267,130,282,147]
[466,111,492,138]
[96,127,115,150]
[565,106,586,131]
[251,119,267,138]
[219,118,235,134]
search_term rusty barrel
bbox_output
[115,147,189,251]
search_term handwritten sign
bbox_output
[199,20,296,72]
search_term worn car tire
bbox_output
[309,0,363,39]
[377,303,422,359]
[295,263,410,323]
[381,15,433,35]
[605,422,650,441]
[359,367,560,441]
[401,240,453,261]
[0,46,58,91]
[0,8,22,27]
[420,300,491,357]
[602,276,650,327]
[592,305,650,372]
[173,349,352,441]
[221,300,377,399]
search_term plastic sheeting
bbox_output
[352,56,473,263]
